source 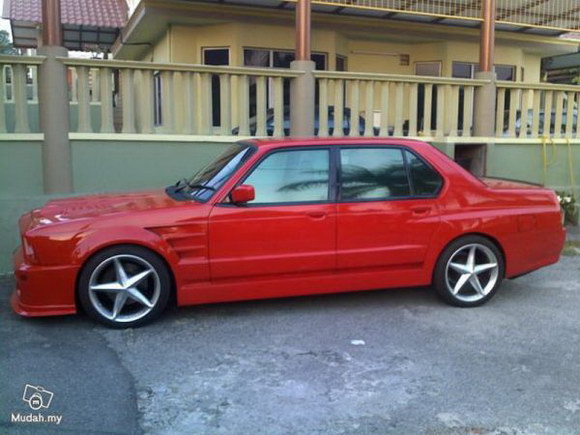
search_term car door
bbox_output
[208,147,337,280]
[336,146,442,271]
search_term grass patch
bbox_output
[563,240,580,257]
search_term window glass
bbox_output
[203,48,230,126]
[340,148,410,200]
[495,65,515,81]
[336,55,347,71]
[244,150,330,203]
[452,62,474,79]
[405,151,443,196]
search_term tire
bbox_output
[78,245,172,328]
[433,235,505,307]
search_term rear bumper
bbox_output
[11,247,77,317]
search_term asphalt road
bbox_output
[1,250,580,435]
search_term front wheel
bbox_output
[433,236,504,307]
[78,245,172,328]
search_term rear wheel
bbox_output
[78,245,171,328]
[434,236,504,307]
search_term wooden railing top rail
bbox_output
[58,57,305,77]
[0,55,46,65]
[496,80,580,93]
[314,70,490,86]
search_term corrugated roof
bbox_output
[4,0,128,28]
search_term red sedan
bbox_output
[12,138,566,328]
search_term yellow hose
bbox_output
[566,138,577,198]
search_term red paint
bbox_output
[11,138,566,317]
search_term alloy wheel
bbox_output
[88,254,161,323]
[445,243,500,303]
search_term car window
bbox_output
[404,150,443,196]
[340,148,410,200]
[244,149,330,204]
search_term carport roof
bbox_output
[2,0,128,51]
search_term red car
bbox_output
[12,138,566,328]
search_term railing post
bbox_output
[290,0,315,136]
[473,0,497,176]
[38,0,73,193]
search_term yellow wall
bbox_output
[133,21,552,83]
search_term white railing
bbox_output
[496,81,580,139]
[0,56,43,134]
[60,58,303,136]
[314,71,488,138]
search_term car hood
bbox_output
[21,190,185,231]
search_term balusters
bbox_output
[495,88,506,137]
[565,91,575,139]
[0,65,6,133]
[12,64,29,133]
[219,74,232,135]
[379,82,390,136]
[349,80,360,137]
[408,83,418,137]
[138,69,154,134]
[318,78,329,137]
[120,69,136,134]
[462,86,474,137]
[272,76,284,137]
[182,72,196,135]
[394,82,404,136]
[518,88,532,138]
[333,80,344,137]
[256,76,267,137]
[543,91,553,138]
[237,74,250,136]
[422,84,433,136]
[364,81,374,137]
[99,67,114,133]
[507,88,519,138]
[76,66,92,132]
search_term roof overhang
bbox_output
[113,0,580,60]
[2,0,128,51]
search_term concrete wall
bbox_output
[0,139,232,274]
[1,138,578,274]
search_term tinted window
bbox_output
[245,149,330,203]
[405,150,443,196]
[340,148,410,200]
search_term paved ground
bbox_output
[1,247,580,434]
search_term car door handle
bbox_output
[306,211,327,219]
[411,206,432,216]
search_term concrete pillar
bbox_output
[290,0,315,136]
[39,0,73,193]
[473,71,497,138]
[290,60,316,136]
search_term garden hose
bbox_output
[566,139,577,198]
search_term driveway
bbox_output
[1,251,580,434]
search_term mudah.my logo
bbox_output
[22,385,54,410]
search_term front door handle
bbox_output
[306,210,327,219]
[411,206,432,216]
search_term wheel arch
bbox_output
[431,232,507,282]
[74,240,178,313]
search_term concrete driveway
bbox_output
[1,251,580,435]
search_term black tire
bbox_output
[78,245,172,328]
[433,235,505,307]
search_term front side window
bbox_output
[405,150,443,196]
[244,149,330,204]
[340,148,410,200]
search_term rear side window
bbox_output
[340,148,411,200]
[404,150,443,196]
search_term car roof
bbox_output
[242,137,430,149]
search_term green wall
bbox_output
[0,138,579,274]
[0,139,232,274]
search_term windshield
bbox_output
[170,143,254,202]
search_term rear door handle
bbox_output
[306,210,327,219]
[411,206,432,216]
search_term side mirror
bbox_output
[230,184,255,204]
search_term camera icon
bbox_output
[22,384,54,410]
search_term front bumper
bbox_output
[11,246,77,317]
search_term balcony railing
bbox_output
[0,54,579,141]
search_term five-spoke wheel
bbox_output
[78,246,171,328]
[434,236,504,307]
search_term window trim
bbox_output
[336,145,444,203]
[226,146,337,207]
